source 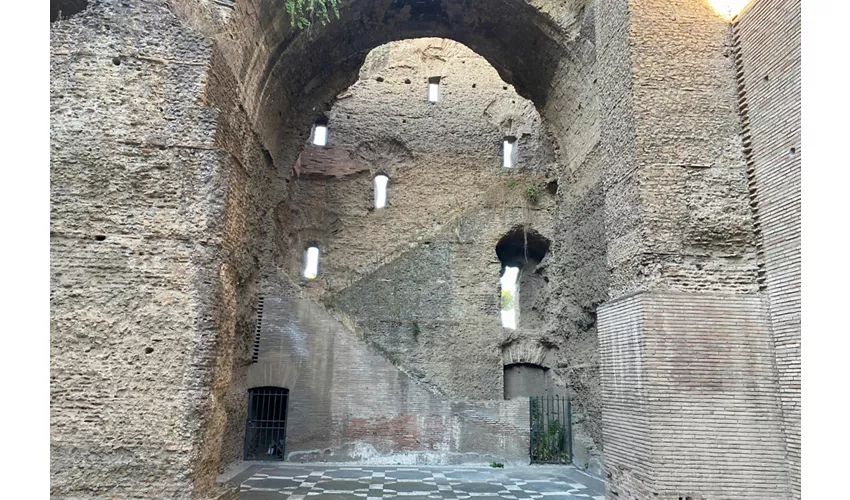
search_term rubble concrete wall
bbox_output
[281,39,558,400]
[276,37,609,472]
[50,2,233,497]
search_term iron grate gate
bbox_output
[244,387,289,461]
[530,395,572,464]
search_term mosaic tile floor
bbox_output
[232,464,606,500]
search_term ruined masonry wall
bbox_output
[280,39,559,402]
[599,292,790,500]
[252,297,531,464]
[50,2,233,497]
[734,0,801,496]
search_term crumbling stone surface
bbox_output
[50,1,226,497]
[49,0,799,497]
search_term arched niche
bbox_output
[503,362,551,399]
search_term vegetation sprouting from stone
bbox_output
[530,399,570,463]
[525,182,540,204]
[285,0,341,29]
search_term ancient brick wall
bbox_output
[733,0,801,496]
[49,0,800,496]
[50,1,230,497]
[277,39,560,401]
[592,0,795,496]
[599,292,790,500]
[251,297,531,464]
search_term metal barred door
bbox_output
[244,387,289,461]
[530,395,572,464]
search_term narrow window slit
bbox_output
[374,174,389,209]
[500,266,519,329]
[503,137,518,168]
[312,123,328,146]
[428,77,441,103]
[303,246,320,279]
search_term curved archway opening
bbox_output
[223,0,596,172]
[496,227,551,329]
[200,0,604,481]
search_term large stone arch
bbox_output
[182,0,598,168]
[50,0,797,498]
[188,2,604,492]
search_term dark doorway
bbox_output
[244,387,289,461]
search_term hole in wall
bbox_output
[472,83,477,88]
[374,174,389,209]
[261,148,274,167]
[789,147,796,157]
[312,122,328,146]
[500,266,520,329]
[376,76,384,82]
[496,228,551,329]
[546,180,559,195]
[303,246,320,279]
[144,347,154,354]
[94,235,106,241]
[404,78,411,84]
[112,57,121,66]
[428,76,441,103]
[503,137,518,168]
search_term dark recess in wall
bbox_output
[51,0,88,22]
[496,227,550,268]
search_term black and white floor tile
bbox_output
[233,465,606,500]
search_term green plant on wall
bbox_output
[524,182,540,205]
[285,0,341,28]
[530,398,570,463]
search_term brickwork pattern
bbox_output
[49,0,801,496]
[251,296,531,464]
[599,292,790,499]
[734,0,801,496]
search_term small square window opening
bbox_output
[312,124,328,146]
